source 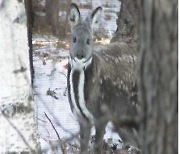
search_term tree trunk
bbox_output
[112,0,139,48]
[139,0,178,153]
[0,0,41,153]
[45,0,67,38]
[25,0,34,84]
[45,0,60,36]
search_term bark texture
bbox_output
[25,0,34,84]
[0,0,40,153]
[45,0,67,38]
[45,0,60,36]
[139,0,178,153]
[112,0,139,48]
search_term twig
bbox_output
[34,92,76,136]
[44,112,66,153]
[59,71,67,78]
[46,88,58,100]
[44,112,61,140]
[63,87,68,96]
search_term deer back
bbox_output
[84,42,138,122]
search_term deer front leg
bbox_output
[94,121,106,154]
[79,121,91,154]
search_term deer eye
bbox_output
[73,37,76,43]
[86,39,90,45]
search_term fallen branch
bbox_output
[44,112,66,153]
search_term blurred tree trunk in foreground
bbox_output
[113,0,177,153]
[139,0,178,154]
[0,0,40,153]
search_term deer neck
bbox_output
[68,56,96,124]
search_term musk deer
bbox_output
[67,3,139,153]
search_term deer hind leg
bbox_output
[79,121,91,154]
[117,126,140,153]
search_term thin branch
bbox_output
[44,112,66,153]
[44,112,61,140]
[34,92,76,136]
[59,71,67,78]
[63,87,68,96]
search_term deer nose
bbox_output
[76,51,84,59]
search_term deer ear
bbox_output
[69,3,81,29]
[90,6,102,27]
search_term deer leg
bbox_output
[80,122,91,154]
[94,121,106,154]
[117,126,140,153]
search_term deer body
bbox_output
[67,3,139,153]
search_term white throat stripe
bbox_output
[69,57,94,124]
[70,57,92,71]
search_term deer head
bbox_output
[69,3,102,69]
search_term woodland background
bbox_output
[0,0,177,153]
